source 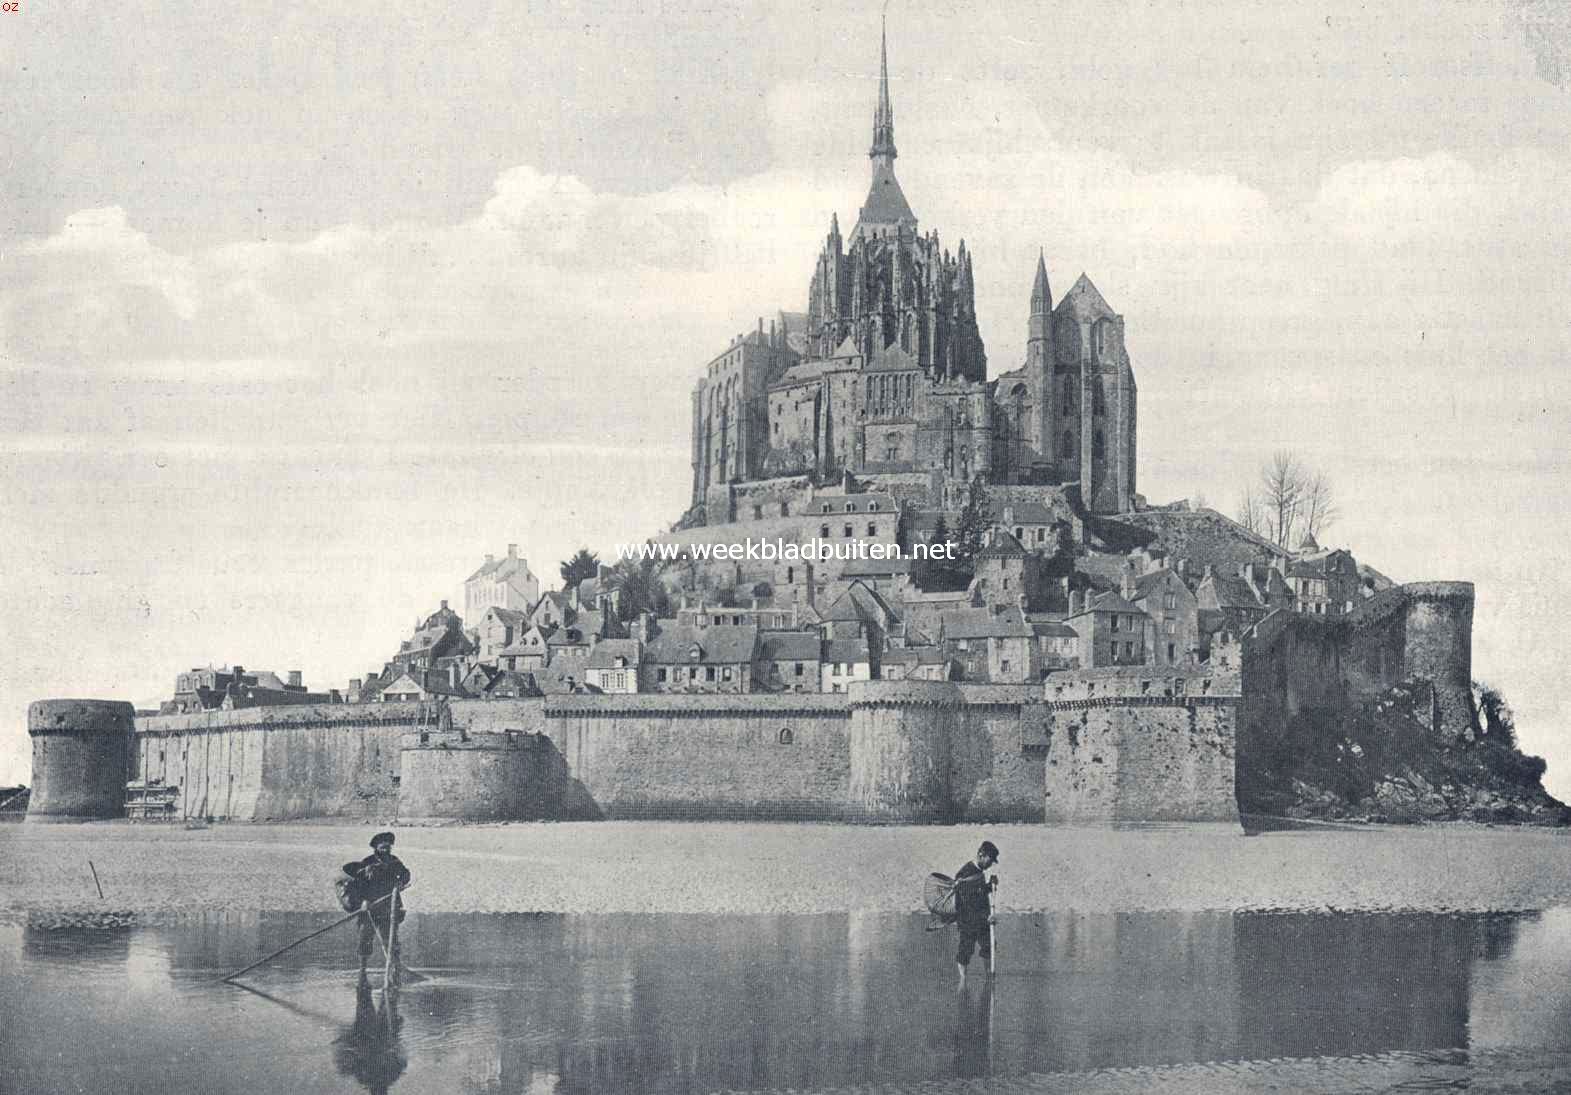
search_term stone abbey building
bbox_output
[690,27,1138,515]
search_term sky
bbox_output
[2,1,1568,794]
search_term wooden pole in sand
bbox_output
[220,891,395,983]
[383,888,398,990]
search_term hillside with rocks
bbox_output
[1238,682,1568,825]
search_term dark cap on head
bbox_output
[370,831,395,848]
[979,840,1000,862]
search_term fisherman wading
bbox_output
[342,831,412,978]
[953,840,999,986]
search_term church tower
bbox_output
[802,20,986,382]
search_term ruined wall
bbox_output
[1244,581,1476,740]
[1042,668,1241,824]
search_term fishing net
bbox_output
[924,872,958,930]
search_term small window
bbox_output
[723,666,733,681]
[845,503,854,512]
[1124,641,1134,658]
[820,524,830,538]
[1165,592,1176,609]
[1015,526,1023,540]
[1111,615,1120,632]
[753,505,763,519]
[1167,643,1176,662]
[1164,619,1175,636]
[657,667,668,682]
[1001,659,1011,674]
[794,662,804,676]
[869,502,879,511]
[867,522,876,536]
[844,524,853,537]
[778,727,794,745]
[822,503,831,513]
[706,666,716,681]
[786,566,794,584]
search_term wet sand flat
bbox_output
[2,820,1569,918]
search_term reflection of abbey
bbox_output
[690,27,1135,514]
[27,25,1483,830]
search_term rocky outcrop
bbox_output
[1238,680,1567,825]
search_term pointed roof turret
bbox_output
[852,16,917,240]
[870,14,897,164]
[1028,251,1053,345]
[1030,251,1052,316]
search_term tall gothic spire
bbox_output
[870,14,897,164]
[1029,250,1053,345]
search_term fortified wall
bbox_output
[1241,581,1476,741]
[1040,667,1241,824]
[27,674,1241,825]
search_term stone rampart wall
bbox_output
[399,731,568,822]
[1040,668,1240,824]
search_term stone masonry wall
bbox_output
[1042,667,1241,824]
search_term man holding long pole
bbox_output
[953,840,999,987]
[342,831,412,980]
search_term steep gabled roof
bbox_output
[1055,273,1116,323]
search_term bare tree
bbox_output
[1261,450,1304,548]
[1236,486,1266,536]
[1300,471,1339,543]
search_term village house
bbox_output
[758,630,823,692]
[1287,537,1362,616]
[821,637,874,693]
[938,604,1035,683]
[1065,589,1148,668]
[463,543,540,628]
[879,644,952,681]
[1129,564,1200,668]
[379,667,467,703]
[1029,618,1079,674]
[584,638,642,693]
[498,623,554,672]
[476,606,531,662]
[390,601,474,671]
[677,599,811,631]
[641,623,761,693]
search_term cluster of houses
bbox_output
[160,516,1372,710]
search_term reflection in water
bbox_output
[333,972,408,1095]
[6,907,1571,1094]
[952,980,994,1078]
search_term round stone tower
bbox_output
[27,699,135,820]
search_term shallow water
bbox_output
[8,907,1571,1094]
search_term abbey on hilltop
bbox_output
[690,23,1137,515]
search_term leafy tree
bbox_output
[953,475,993,570]
[609,553,671,622]
[1474,681,1518,749]
[560,548,601,589]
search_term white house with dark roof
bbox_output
[464,544,540,626]
[584,638,642,693]
[821,637,874,692]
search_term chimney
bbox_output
[508,543,518,558]
[449,663,459,686]
[485,553,495,566]
[638,611,654,642]
[440,599,448,611]
[1120,562,1136,601]
[288,670,302,688]
[349,677,362,693]
[1069,590,1083,615]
